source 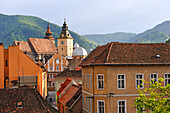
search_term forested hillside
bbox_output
[0,13,97,50]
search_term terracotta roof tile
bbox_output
[28,38,57,54]
[13,41,32,52]
[80,42,170,65]
[55,69,82,77]
[59,85,79,106]
[66,87,82,108]
[57,78,72,96]
[0,88,59,112]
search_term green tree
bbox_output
[134,78,170,113]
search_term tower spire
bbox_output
[44,23,55,44]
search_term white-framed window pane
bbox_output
[88,98,90,111]
[118,74,125,89]
[87,74,89,88]
[56,66,59,71]
[98,101,104,113]
[82,74,84,86]
[97,74,104,89]
[86,97,87,110]
[136,74,144,88]
[49,74,53,78]
[49,66,53,71]
[165,74,170,86]
[118,101,126,113]
[85,74,87,87]
[91,99,93,113]
[150,74,158,84]
[90,74,92,89]
[52,82,55,87]
[82,95,84,108]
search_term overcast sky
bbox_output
[1,0,170,35]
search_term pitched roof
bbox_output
[28,38,57,54]
[13,41,32,52]
[59,85,79,106]
[55,68,82,77]
[80,42,170,66]
[57,78,72,96]
[66,87,82,108]
[0,88,59,112]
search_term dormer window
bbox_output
[17,102,23,108]
[156,55,160,58]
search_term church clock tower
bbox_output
[57,19,73,58]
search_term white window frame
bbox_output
[52,82,55,87]
[87,98,90,112]
[97,74,104,90]
[48,82,51,87]
[150,73,158,84]
[117,74,126,89]
[82,95,84,109]
[87,74,89,88]
[135,73,144,89]
[117,100,127,113]
[90,74,92,89]
[49,66,53,71]
[90,99,93,113]
[86,96,87,110]
[85,74,87,87]
[56,66,59,71]
[97,100,105,113]
[164,73,170,86]
[82,74,84,86]
[49,74,53,79]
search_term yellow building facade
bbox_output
[80,42,170,113]
[0,44,47,98]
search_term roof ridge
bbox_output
[92,43,111,64]
[105,42,113,63]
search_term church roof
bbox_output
[28,38,57,54]
[80,42,170,66]
[13,41,32,52]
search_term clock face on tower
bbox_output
[61,41,64,45]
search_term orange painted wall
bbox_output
[0,45,4,89]
[8,46,46,96]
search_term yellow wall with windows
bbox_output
[82,65,170,113]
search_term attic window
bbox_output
[17,102,23,108]
[156,55,160,58]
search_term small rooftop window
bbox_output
[17,102,23,108]
[156,55,160,58]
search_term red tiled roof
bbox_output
[75,67,82,70]
[57,78,72,96]
[59,85,79,106]
[0,88,59,112]
[13,41,32,52]
[28,38,57,54]
[80,42,170,66]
